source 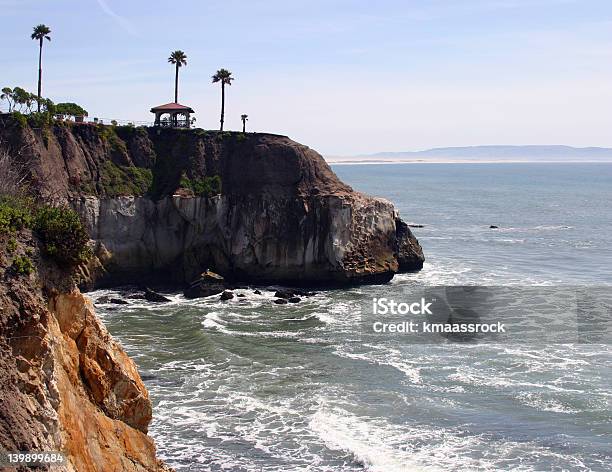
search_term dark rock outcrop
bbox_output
[183,270,226,299]
[275,289,294,299]
[144,288,170,303]
[0,116,424,287]
[395,218,425,272]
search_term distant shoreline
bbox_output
[326,159,612,165]
[325,145,612,164]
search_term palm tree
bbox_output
[241,114,248,132]
[212,69,234,131]
[31,24,51,112]
[168,50,187,103]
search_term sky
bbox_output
[2,0,612,155]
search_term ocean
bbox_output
[92,163,612,471]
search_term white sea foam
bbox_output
[516,392,579,414]
[331,345,423,384]
[310,408,430,472]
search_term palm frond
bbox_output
[31,24,51,40]
[212,68,234,84]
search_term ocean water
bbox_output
[92,164,612,471]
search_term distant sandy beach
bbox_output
[325,158,612,165]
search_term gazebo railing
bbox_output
[155,120,191,128]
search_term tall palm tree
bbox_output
[31,24,51,112]
[212,69,234,131]
[241,114,248,132]
[168,50,187,103]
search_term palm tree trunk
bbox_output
[37,38,43,112]
[220,83,225,131]
[242,120,245,132]
[174,64,179,103]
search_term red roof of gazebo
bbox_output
[150,102,194,113]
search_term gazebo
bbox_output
[150,102,194,128]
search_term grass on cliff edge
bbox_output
[179,175,222,197]
[99,161,153,197]
[0,196,90,269]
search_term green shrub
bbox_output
[27,111,53,128]
[216,131,233,141]
[114,124,148,142]
[34,206,91,267]
[1,197,90,270]
[0,197,34,234]
[7,237,17,253]
[13,255,34,275]
[97,124,115,141]
[180,175,222,197]
[97,125,131,157]
[79,181,97,194]
[11,111,28,128]
[125,166,153,192]
[100,161,152,197]
[109,133,128,156]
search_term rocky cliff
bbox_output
[0,229,170,471]
[0,115,424,286]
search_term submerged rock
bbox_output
[110,298,129,305]
[184,270,226,299]
[220,290,234,301]
[144,288,170,303]
[275,289,294,299]
[274,298,289,305]
[289,297,301,303]
[490,225,499,229]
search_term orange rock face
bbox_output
[0,234,171,472]
[49,291,169,471]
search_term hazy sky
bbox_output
[2,0,612,155]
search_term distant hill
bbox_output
[327,145,612,163]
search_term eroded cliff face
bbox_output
[0,115,424,286]
[0,232,170,471]
[75,191,410,286]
